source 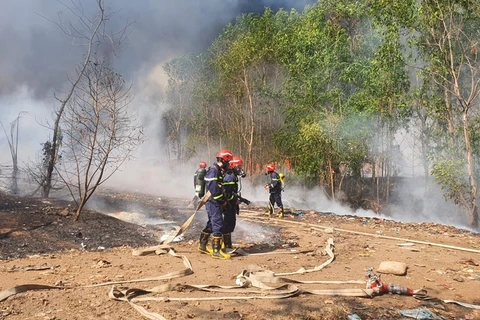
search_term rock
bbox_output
[377,261,407,276]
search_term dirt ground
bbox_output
[1,189,480,320]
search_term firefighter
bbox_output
[222,156,248,253]
[264,163,284,218]
[198,149,233,259]
[188,161,207,208]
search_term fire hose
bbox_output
[239,210,480,255]
[365,267,427,297]
[2,205,480,319]
[117,210,480,320]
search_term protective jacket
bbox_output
[205,162,226,205]
[266,171,282,194]
[222,170,239,233]
[223,170,238,203]
[204,162,227,235]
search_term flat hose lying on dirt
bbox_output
[108,238,382,320]
[1,238,354,319]
[239,211,480,254]
[2,206,480,320]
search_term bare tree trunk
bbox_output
[1,112,26,195]
[444,87,455,147]
[43,0,109,198]
[74,196,88,222]
[462,110,478,227]
[61,58,143,222]
[328,159,335,200]
[242,65,255,175]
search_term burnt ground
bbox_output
[0,188,284,260]
[0,191,161,260]
[1,189,480,320]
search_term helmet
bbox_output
[230,156,246,177]
[199,161,207,168]
[229,156,243,169]
[266,163,276,172]
[216,149,233,162]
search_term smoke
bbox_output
[0,0,313,99]
[0,0,313,191]
[0,86,51,163]
[1,1,473,231]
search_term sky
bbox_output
[0,0,474,231]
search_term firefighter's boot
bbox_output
[277,207,284,219]
[211,235,231,260]
[198,231,212,254]
[264,205,273,216]
[222,233,235,254]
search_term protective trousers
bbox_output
[269,193,283,210]
[205,201,224,236]
[222,202,238,234]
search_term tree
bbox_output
[0,111,27,194]
[59,58,144,221]
[418,0,480,227]
[25,139,62,197]
[210,9,289,174]
[275,1,374,198]
[41,0,130,198]
[162,54,208,162]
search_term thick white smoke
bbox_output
[1,1,473,232]
[0,0,313,196]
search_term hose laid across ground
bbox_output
[2,205,480,320]
[239,210,480,254]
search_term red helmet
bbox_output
[199,161,207,168]
[216,149,233,162]
[229,156,243,169]
[266,163,276,172]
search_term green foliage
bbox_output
[158,0,480,226]
[162,53,219,159]
[206,9,292,166]
[274,0,386,190]
[431,159,468,204]
[369,0,417,28]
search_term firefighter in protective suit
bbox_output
[198,149,233,259]
[188,161,207,208]
[264,163,284,218]
[222,156,247,253]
